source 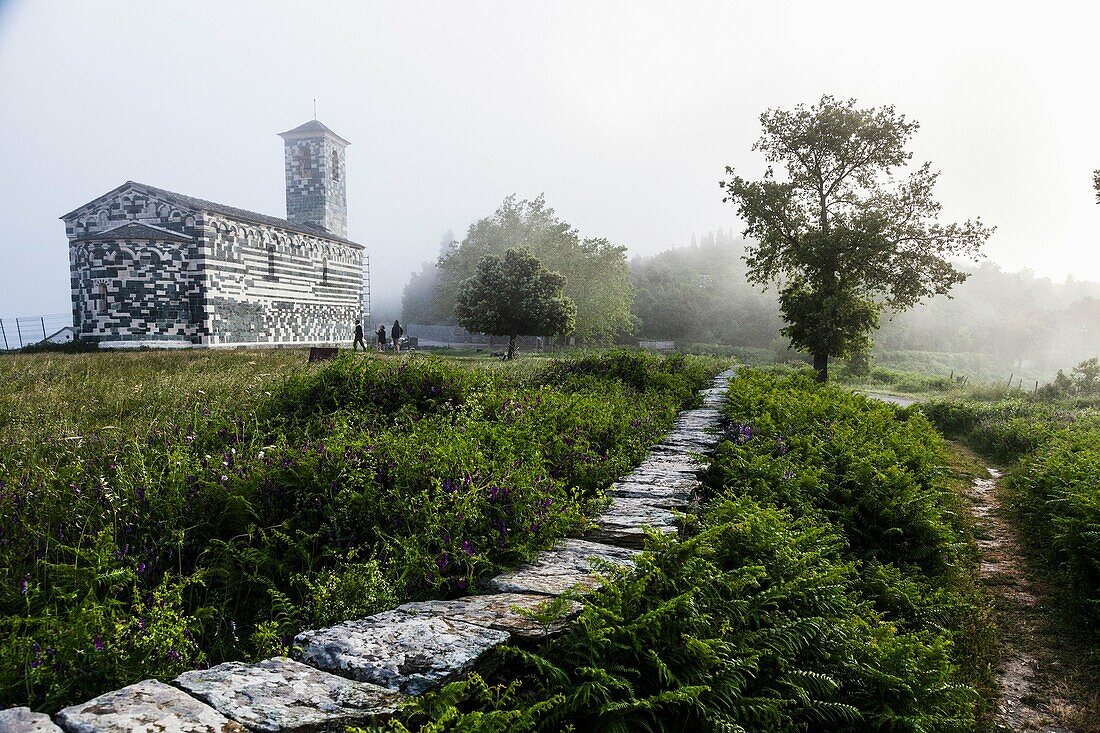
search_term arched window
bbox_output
[97,283,108,315]
[267,243,277,280]
[331,149,340,181]
[97,211,109,228]
[297,145,312,177]
[322,257,329,285]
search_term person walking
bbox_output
[352,319,366,351]
[376,324,388,352]
[391,320,404,353]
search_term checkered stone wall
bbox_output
[200,214,362,345]
[68,237,201,343]
[282,133,348,239]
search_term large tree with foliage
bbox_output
[437,195,634,344]
[721,95,993,381]
[454,248,576,359]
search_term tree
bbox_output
[438,195,634,344]
[454,248,576,359]
[1093,169,1099,204]
[721,95,992,381]
[401,230,459,324]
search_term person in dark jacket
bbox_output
[377,324,388,352]
[353,319,366,351]
[391,320,403,353]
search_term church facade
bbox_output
[60,120,363,347]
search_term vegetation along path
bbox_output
[950,444,1090,733]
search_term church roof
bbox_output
[278,119,351,146]
[75,220,194,243]
[61,181,362,248]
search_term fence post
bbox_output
[41,316,47,342]
[16,319,23,348]
[0,320,7,350]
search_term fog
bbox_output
[1,1,1097,354]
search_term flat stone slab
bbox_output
[486,538,639,596]
[293,611,509,695]
[395,593,581,639]
[175,656,403,732]
[0,707,62,733]
[587,498,680,547]
[622,461,703,484]
[606,481,694,508]
[56,679,246,733]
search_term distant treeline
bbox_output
[404,224,1100,375]
[633,229,1100,376]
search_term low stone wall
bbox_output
[0,369,733,733]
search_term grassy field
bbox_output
[0,348,724,712]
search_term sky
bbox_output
[1,0,1098,320]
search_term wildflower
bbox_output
[774,437,788,456]
[436,553,451,571]
[461,540,474,556]
[783,470,797,481]
[166,649,181,663]
[93,636,105,652]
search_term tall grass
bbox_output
[0,348,724,712]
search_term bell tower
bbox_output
[278,120,350,239]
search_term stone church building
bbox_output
[60,120,363,347]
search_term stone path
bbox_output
[0,369,734,733]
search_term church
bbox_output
[60,120,364,347]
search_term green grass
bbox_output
[0,348,725,712]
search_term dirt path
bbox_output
[960,459,1095,732]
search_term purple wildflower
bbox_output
[461,540,474,556]
[436,553,451,571]
[93,636,105,652]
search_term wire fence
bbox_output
[0,314,73,350]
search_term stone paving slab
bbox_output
[622,463,703,485]
[486,538,639,596]
[0,707,62,733]
[56,679,246,733]
[293,612,509,696]
[587,498,680,547]
[606,481,694,508]
[395,592,581,639]
[651,439,714,455]
[175,656,403,733]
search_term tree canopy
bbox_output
[721,95,992,381]
[407,195,634,344]
[454,248,576,359]
[630,232,784,347]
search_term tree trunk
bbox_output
[507,334,517,360]
[813,352,829,383]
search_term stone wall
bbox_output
[282,134,348,240]
[201,214,361,345]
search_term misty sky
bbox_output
[1,0,1097,319]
